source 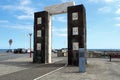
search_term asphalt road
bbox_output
[0,53,29,61]
[0,53,67,80]
[0,62,66,80]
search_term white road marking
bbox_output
[34,64,67,80]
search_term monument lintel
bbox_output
[44,2,75,15]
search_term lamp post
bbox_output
[29,33,32,58]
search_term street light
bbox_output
[29,33,32,58]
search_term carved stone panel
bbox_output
[73,27,78,35]
[37,17,42,24]
[37,30,41,37]
[37,43,41,50]
[72,12,78,20]
[73,42,79,50]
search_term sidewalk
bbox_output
[38,58,120,80]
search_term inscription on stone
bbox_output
[72,12,78,20]
[37,17,42,24]
[73,42,79,50]
[37,43,41,50]
[73,27,78,35]
[37,30,41,37]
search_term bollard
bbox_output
[79,48,86,73]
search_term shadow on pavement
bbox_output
[0,60,66,68]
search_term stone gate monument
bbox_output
[33,2,86,66]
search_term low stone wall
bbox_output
[87,52,103,58]
[57,52,68,57]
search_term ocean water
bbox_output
[88,49,120,52]
[0,49,8,53]
[1,49,120,53]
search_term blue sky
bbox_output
[0,0,120,49]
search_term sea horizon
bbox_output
[1,48,120,53]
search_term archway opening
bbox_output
[51,14,68,64]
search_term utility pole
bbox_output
[29,33,32,58]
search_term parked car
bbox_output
[14,48,27,54]
[6,49,12,53]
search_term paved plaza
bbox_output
[0,53,120,80]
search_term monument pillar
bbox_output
[33,11,51,63]
[47,15,52,63]
[67,4,86,66]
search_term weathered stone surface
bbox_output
[33,11,49,63]
[34,4,86,66]
[45,2,75,15]
[68,4,86,66]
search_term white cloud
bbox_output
[52,27,67,37]
[0,20,9,23]
[61,0,73,3]
[98,6,111,13]
[115,8,120,15]
[16,14,33,20]
[3,24,33,31]
[56,33,67,37]
[88,0,118,3]
[57,16,67,22]
[53,16,67,22]
[115,23,120,27]
[18,6,35,14]
[52,28,67,32]
[88,0,99,3]
[16,6,36,20]
[115,17,120,20]
[104,0,115,3]
[1,0,36,20]
[1,5,14,10]
[20,0,31,5]
[114,1,120,15]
